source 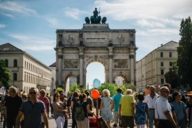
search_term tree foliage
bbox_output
[97,83,117,96]
[97,83,135,96]
[164,70,180,89]
[69,83,82,93]
[177,17,192,88]
[0,60,11,89]
[164,62,180,89]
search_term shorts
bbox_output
[120,116,134,128]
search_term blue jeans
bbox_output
[148,109,155,128]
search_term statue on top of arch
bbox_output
[85,8,107,24]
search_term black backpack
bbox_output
[75,102,86,121]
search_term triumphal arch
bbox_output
[55,8,137,89]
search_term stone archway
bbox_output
[55,9,137,89]
[63,72,78,91]
[86,61,106,88]
[84,55,109,83]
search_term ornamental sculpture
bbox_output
[85,8,107,24]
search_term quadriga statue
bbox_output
[90,8,101,24]
[85,17,90,24]
[102,17,107,24]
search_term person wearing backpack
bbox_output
[135,93,149,128]
[75,93,93,128]
[71,92,79,128]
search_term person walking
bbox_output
[39,89,50,116]
[112,88,123,127]
[39,89,50,128]
[185,91,192,127]
[135,92,149,128]
[52,93,66,128]
[119,89,135,128]
[155,86,178,128]
[4,86,22,128]
[75,93,93,128]
[71,92,79,128]
[100,89,113,128]
[171,91,187,128]
[15,87,49,128]
[144,86,158,128]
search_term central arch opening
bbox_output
[86,62,105,89]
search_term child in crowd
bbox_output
[135,92,149,128]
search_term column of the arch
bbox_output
[108,47,113,83]
[79,47,84,86]
[56,48,63,86]
[129,49,135,85]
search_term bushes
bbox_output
[97,83,135,97]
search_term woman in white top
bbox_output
[52,93,67,128]
[100,89,114,128]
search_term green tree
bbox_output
[97,83,117,97]
[164,70,180,89]
[0,60,11,89]
[177,17,192,88]
[97,83,130,96]
[164,62,180,89]
[69,83,82,93]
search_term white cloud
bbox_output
[0,12,15,18]
[0,24,6,28]
[64,7,88,20]
[93,0,188,61]
[0,1,37,16]
[137,19,166,28]
[45,17,64,29]
[94,0,192,20]
[9,34,55,51]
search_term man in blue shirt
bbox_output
[112,88,123,127]
[16,87,49,128]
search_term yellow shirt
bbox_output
[120,95,135,116]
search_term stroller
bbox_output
[89,115,109,128]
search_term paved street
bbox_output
[0,118,59,128]
[48,117,145,128]
[0,117,146,128]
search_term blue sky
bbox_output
[0,0,192,84]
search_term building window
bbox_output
[161,62,164,66]
[160,52,163,58]
[161,78,164,84]
[169,52,172,57]
[13,73,17,81]
[161,69,164,75]
[13,59,17,67]
[5,59,8,67]
[130,33,134,37]
[169,62,172,66]
[79,33,83,38]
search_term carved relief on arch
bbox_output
[113,70,129,83]
[84,55,109,70]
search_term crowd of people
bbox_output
[0,83,192,128]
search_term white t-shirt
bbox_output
[155,96,172,120]
[144,94,158,109]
